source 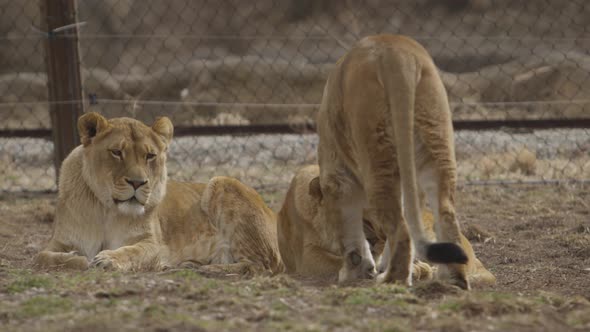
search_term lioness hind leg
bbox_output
[366,175,413,285]
[202,176,284,275]
[415,71,469,289]
[459,231,496,287]
[373,212,413,285]
[421,166,469,290]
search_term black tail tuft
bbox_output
[425,243,468,264]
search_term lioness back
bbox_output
[160,177,283,274]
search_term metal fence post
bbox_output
[41,0,84,184]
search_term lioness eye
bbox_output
[110,149,122,158]
[146,153,157,161]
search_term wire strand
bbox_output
[0,99,589,108]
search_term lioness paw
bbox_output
[34,251,89,270]
[91,250,123,270]
[412,261,434,281]
[436,264,470,290]
[338,250,376,282]
[376,270,412,286]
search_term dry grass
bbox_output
[1,184,589,331]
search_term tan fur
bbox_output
[277,165,495,287]
[35,113,283,275]
[315,34,469,288]
[277,165,432,281]
[423,213,496,287]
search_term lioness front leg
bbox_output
[373,208,413,286]
[91,240,162,272]
[320,173,375,282]
[299,243,344,279]
[34,240,88,270]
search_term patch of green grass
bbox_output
[366,321,412,332]
[438,300,462,312]
[266,320,324,331]
[104,298,120,308]
[61,270,103,283]
[270,299,290,312]
[80,302,99,311]
[19,296,73,318]
[3,268,31,277]
[57,270,122,291]
[167,269,205,281]
[345,290,375,306]
[457,291,519,304]
[339,285,410,306]
[6,174,19,181]
[269,286,294,297]
[566,308,590,328]
[143,304,167,318]
[318,313,356,328]
[6,274,53,293]
[533,292,562,306]
[437,292,538,317]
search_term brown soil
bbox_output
[0,184,589,331]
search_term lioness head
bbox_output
[286,165,375,279]
[77,112,173,216]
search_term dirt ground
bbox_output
[0,184,589,331]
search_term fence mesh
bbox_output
[1,0,589,196]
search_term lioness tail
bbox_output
[377,46,467,265]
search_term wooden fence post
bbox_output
[41,0,84,184]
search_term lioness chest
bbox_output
[74,210,152,259]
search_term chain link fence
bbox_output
[1,0,589,198]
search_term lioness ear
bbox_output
[78,112,109,146]
[309,176,323,200]
[152,116,174,145]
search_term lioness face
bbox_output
[77,112,173,216]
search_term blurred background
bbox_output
[0,0,588,202]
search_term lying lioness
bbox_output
[35,113,283,275]
[316,34,469,288]
[278,165,495,286]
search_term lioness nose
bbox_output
[125,178,148,190]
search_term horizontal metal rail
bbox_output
[0,128,52,138]
[0,118,589,138]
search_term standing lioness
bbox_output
[35,113,283,275]
[316,34,469,288]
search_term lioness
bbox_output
[35,112,283,275]
[278,165,433,282]
[278,165,495,286]
[316,34,469,288]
